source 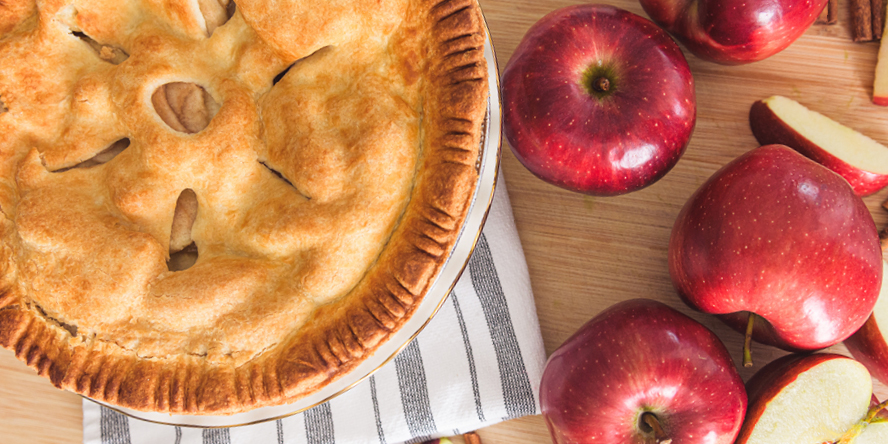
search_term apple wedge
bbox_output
[845,251,888,386]
[736,353,888,444]
[749,95,888,196]
[874,18,888,105]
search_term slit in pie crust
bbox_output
[0,0,488,414]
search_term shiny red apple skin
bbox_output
[502,4,695,196]
[749,99,888,196]
[736,353,853,444]
[639,0,828,65]
[839,244,888,386]
[540,298,747,444]
[845,315,888,385]
[669,145,882,351]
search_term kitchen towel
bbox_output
[83,173,547,444]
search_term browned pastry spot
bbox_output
[51,138,130,172]
[0,97,7,113]
[151,83,220,134]
[71,31,129,65]
[198,0,236,37]
[0,0,35,35]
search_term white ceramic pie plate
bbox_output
[89,24,503,427]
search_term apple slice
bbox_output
[845,245,888,386]
[737,353,888,444]
[749,95,888,196]
[874,17,888,105]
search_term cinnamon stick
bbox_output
[817,0,839,24]
[874,0,885,40]
[463,432,482,444]
[828,0,839,24]
[853,0,875,42]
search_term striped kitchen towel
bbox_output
[83,173,547,444]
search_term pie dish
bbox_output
[0,0,489,415]
[96,32,500,426]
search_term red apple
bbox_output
[749,95,888,196]
[845,258,888,386]
[669,145,882,359]
[737,353,888,444]
[639,0,828,65]
[502,4,695,196]
[540,298,747,444]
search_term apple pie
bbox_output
[0,0,488,414]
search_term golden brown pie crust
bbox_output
[0,0,488,414]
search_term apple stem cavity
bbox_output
[592,77,610,93]
[640,412,672,444]
[743,312,756,367]
[581,63,618,101]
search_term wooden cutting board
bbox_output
[480,0,888,441]
[2,1,888,443]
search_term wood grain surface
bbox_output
[2,1,888,443]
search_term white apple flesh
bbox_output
[749,95,888,196]
[857,417,888,444]
[874,19,888,105]
[737,354,888,444]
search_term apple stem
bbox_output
[641,412,672,444]
[592,77,610,93]
[743,312,756,368]
[832,399,888,444]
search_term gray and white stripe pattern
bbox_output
[83,180,546,444]
[469,235,536,420]
[100,407,131,444]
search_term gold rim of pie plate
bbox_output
[86,15,504,428]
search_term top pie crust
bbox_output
[0,0,488,414]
